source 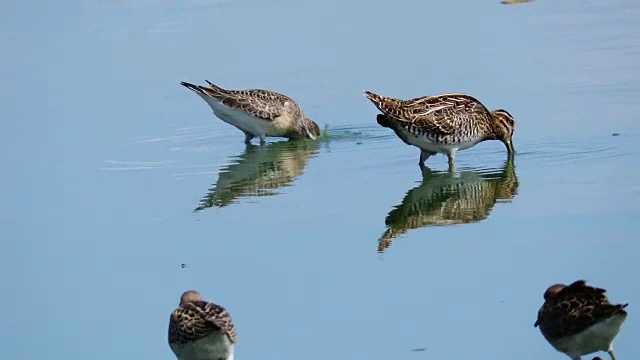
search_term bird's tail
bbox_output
[203,80,227,94]
[364,91,397,128]
[180,81,207,95]
[180,80,228,98]
[363,90,387,111]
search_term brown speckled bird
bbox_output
[181,80,320,144]
[534,280,628,360]
[363,90,515,167]
[168,290,237,360]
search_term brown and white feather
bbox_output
[534,280,629,360]
[169,300,237,345]
[168,291,237,360]
[362,90,517,166]
[180,80,320,143]
[198,80,304,122]
[363,91,493,137]
[535,280,628,341]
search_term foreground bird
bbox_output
[181,80,321,144]
[168,290,237,360]
[534,280,629,360]
[363,90,515,167]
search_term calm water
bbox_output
[4,0,640,359]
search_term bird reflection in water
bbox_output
[378,155,519,253]
[195,140,320,210]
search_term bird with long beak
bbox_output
[363,90,515,169]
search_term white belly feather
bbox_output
[198,94,290,137]
[401,127,481,154]
[170,331,234,360]
[551,313,627,358]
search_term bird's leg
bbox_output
[419,163,433,179]
[258,134,267,145]
[447,162,456,174]
[447,150,456,167]
[419,150,435,165]
[243,131,254,144]
[446,150,458,173]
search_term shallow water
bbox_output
[4,0,640,359]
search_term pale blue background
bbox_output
[3,0,639,359]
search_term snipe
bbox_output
[363,90,515,167]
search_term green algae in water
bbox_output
[318,124,330,140]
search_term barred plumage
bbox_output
[363,90,516,168]
[168,290,237,360]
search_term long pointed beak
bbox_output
[505,140,515,154]
[306,128,318,140]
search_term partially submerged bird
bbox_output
[168,290,237,360]
[181,80,321,144]
[534,280,629,360]
[363,90,515,167]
